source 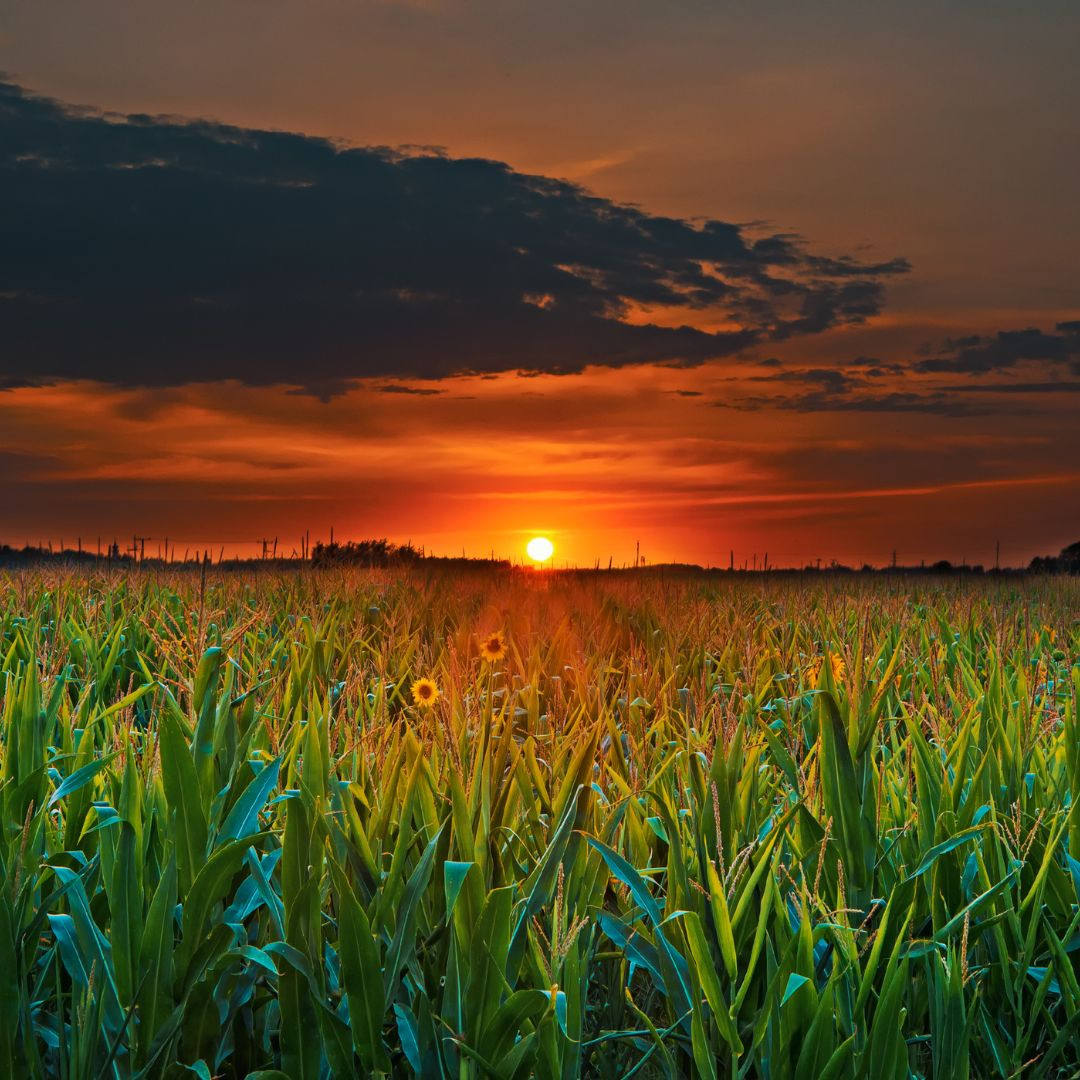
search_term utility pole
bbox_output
[635,540,640,568]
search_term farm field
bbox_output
[1,567,1078,1079]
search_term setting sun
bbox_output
[526,536,555,563]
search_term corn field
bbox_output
[1,566,1078,1078]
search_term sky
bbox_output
[2,0,1078,567]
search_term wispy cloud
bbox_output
[916,322,1080,374]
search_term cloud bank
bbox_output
[0,80,908,395]
[916,323,1080,375]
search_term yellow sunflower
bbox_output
[410,677,440,707]
[809,653,845,685]
[479,630,507,663]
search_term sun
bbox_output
[526,536,554,563]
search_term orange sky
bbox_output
[2,2,1078,566]
[4,352,1077,567]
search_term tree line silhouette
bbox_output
[0,538,1077,574]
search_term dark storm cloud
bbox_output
[942,381,1080,395]
[717,335,1080,415]
[721,365,980,415]
[916,323,1080,374]
[0,81,908,394]
[719,386,981,416]
[377,384,444,395]
[751,367,858,393]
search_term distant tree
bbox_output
[1061,541,1080,573]
[311,537,427,568]
[1029,541,1080,574]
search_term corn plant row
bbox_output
[0,567,1077,1078]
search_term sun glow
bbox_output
[526,536,555,563]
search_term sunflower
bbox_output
[479,630,507,663]
[410,677,440,707]
[809,653,845,685]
